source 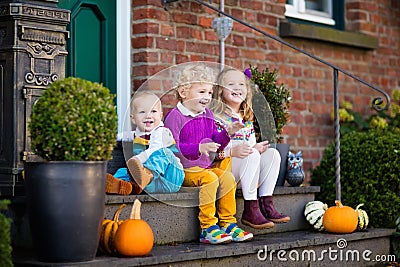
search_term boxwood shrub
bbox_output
[29,77,117,161]
[310,128,400,228]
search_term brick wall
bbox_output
[131,0,400,183]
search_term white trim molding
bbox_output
[117,0,132,133]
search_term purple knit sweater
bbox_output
[164,107,230,168]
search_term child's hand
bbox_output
[226,121,244,136]
[231,144,253,158]
[254,141,269,154]
[199,142,221,157]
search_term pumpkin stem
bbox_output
[113,204,127,222]
[355,203,364,210]
[130,199,142,220]
[334,200,343,208]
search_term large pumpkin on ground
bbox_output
[114,199,154,256]
[322,200,358,234]
[98,204,127,254]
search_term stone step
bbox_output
[13,228,395,267]
[104,186,320,244]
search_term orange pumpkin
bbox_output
[114,199,154,256]
[98,203,127,254]
[322,200,358,234]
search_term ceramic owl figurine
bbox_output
[286,151,305,186]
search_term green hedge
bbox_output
[310,129,400,228]
[0,199,12,267]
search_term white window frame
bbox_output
[285,0,335,26]
[117,0,132,133]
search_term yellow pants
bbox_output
[184,165,237,230]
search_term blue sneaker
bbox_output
[200,225,232,244]
[221,223,253,242]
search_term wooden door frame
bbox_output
[59,0,131,134]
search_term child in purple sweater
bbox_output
[164,63,253,244]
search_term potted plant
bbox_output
[245,65,292,186]
[24,77,117,262]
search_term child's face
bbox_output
[179,82,213,114]
[220,70,247,110]
[131,96,163,132]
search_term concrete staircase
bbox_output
[104,186,319,244]
[12,142,396,266]
[13,186,396,267]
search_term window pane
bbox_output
[306,0,326,12]
[285,0,336,27]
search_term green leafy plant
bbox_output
[247,65,291,142]
[0,199,12,267]
[29,77,118,161]
[310,128,400,228]
[333,89,400,135]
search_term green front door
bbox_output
[58,0,116,94]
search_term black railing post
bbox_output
[333,69,341,202]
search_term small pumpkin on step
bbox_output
[355,204,369,231]
[114,199,154,256]
[98,203,127,255]
[322,200,358,234]
[304,200,328,231]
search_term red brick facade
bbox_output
[131,0,400,182]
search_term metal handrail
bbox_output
[162,0,391,201]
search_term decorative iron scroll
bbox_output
[0,4,69,22]
[21,6,68,20]
[25,72,58,86]
[19,26,67,45]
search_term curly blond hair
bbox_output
[211,67,254,122]
[173,63,217,101]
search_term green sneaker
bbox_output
[200,225,232,244]
[221,223,253,242]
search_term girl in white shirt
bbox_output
[212,68,290,229]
